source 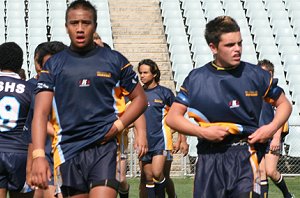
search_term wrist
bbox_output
[32,149,45,159]
[114,119,125,132]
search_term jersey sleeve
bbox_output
[175,73,191,107]
[36,65,55,94]
[263,76,284,104]
[116,52,139,95]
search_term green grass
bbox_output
[127,176,300,198]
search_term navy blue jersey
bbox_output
[176,62,283,145]
[0,72,35,153]
[36,46,139,167]
[144,85,175,151]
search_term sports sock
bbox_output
[146,183,156,198]
[119,184,130,198]
[154,177,166,198]
[260,179,268,198]
[273,174,292,198]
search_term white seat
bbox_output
[194,54,213,68]
[254,36,276,47]
[173,63,194,83]
[241,54,258,64]
[282,54,300,67]
[167,35,189,46]
[264,1,286,12]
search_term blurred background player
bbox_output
[138,59,180,198]
[257,59,294,198]
[25,41,67,198]
[0,42,35,198]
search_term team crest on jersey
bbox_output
[229,100,240,108]
[79,79,90,87]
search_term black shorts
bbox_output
[0,152,27,191]
[194,144,260,198]
[140,150,169,163]
[58,140,119,197]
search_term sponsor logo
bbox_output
[245,90,258,96]
[229,100,240,108]
[97,72,111,78]
[79,79,90,87]
[154,99,163,103]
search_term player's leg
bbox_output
[164,152,176,198]
[259,157,268,198]
[0,189,7,198]
[139,160,148,198]
[265,153,293,198]
[152,153,166,198]
[141,161,155,198]
[117,158,130,198]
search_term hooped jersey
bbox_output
[0,72,35,153]
[144,85,175,151]
[175,61,283,145]
[36,46,139,168]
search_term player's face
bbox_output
[138,64,155,85]
[66,8,96,51]
[210,31,242,68]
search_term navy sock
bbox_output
[154,178,166,198]
[260,179,268,198]
[146,184,155,198]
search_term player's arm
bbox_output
[166,102,230,142]
[31,91,53,189]
[133,114,148,158]
[26,143,33,186]
[103,83,147,143]
[248,93,292,144]
[269,126,282,153]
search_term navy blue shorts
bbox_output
[194,144,260,198]
[58,140,119,197]
[141,150,171,162]
[0,152,27,191]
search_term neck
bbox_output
[144,81,158,90]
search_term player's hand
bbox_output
[180,141,189,156]
[269,137,280,153]
[200,126,230,142]
[172,140,181,154]
[134,135,148,158]
[30,157,51,190]
[102,124,119,144]
[248,124,275,144]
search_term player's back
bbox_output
[0,72,35,153]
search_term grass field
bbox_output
[126,176,300,198]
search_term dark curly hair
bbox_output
[0,42,23,73]
[35,41,67,67]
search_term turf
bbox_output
[126,176,300,198]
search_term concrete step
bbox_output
[116,46,168,54]
[113,36,166,44]
[110,5,160,11]
[112,27,164,35]
[111,20,163,27]
[121,52,169,62]
[110,13,163,20]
